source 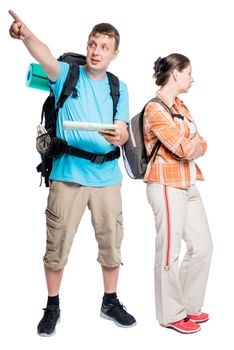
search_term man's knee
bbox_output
[43,253,68,271]
[97,247,122,268]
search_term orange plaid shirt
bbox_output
[143,92,207,188]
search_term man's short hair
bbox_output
[88,23,120,50]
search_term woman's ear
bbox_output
[172,69,179,81]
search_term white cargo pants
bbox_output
[146,183,213,325]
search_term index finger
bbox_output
[8,9,22,22]
[99,130,116,136]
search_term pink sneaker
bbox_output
[162,317,201,334]
[188,312,209,323]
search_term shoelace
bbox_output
[110,299,128,314]
[42,307,58,321]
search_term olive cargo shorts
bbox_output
[43,181,123,271]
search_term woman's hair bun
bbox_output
[153,57,168,74]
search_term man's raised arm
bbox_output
[9,10,60,82]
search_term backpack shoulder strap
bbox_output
[143,97,173,162]
[147,97,184,119]
[106,71,120,119]
[147,97,172,115]
[56,63,80,109]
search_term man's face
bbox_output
[86,33,118,73]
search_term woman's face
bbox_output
[175,64,194,93]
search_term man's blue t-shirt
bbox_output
[49,62,129,187]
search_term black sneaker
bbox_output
[100,298,136,328]
[37,304,61,337]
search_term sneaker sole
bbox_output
[100,311,136,328]
[37,317,61,337]
[190,317,209,324]
[161,323,201,334]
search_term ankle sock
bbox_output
[47,295,60,307]
[103,292,117,305]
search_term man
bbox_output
[9,10,136,336]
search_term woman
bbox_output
[144,54,213,334]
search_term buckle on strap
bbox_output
[91,154,106,164]
[66,146,73,154]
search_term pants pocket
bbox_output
[45,208,63,251]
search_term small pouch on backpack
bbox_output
[36,123,51,155]
[45,137,68,158]
[36,123,68,158]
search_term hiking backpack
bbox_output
[122,97,180,179]
[36,52,120,187]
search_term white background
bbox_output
[0,0,233,348]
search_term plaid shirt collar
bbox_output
[156,90,184,108]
